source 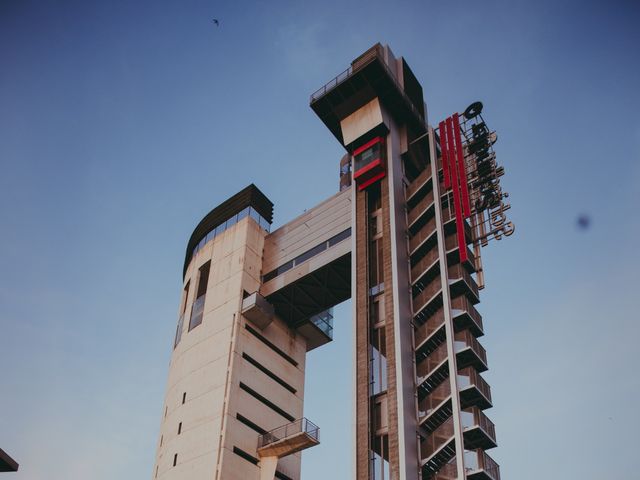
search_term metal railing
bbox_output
[310,66,354,103]
[310,44,381,102]
[462,407,496,443]
[451,296,483,334]
[454,330,488,367]
[479,450,501,480]
[464,450,501,480]
[257,418,320,449]
[458,367,492,404]
[448,264,480,300]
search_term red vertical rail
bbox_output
[446,116,468,263]
[453,113,471,218]
[439,120,450,188]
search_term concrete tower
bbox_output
[153,43,513,480]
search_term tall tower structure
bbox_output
[153,43,513,480]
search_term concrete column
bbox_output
[259,456,278,480]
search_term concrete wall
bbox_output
[262,189,351,276]
[154,216,308,480]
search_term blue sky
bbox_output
[1,0,639,478]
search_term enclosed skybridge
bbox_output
[259,188,352,350]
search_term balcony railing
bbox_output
[458,367,492,408]
[462,407,496,444]
[451,296,483,336]
[310,43,426,126]
[448,264,480,301]
[257,418,320,449]
[465,450,501,480]
[454,330,488,369]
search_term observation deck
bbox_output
[257,418,320,458]
[310,43,426,148]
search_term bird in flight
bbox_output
[212,19,219,26]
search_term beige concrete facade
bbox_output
[154,216,308,480]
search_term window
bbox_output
[369,237,385,288]
[242,353,297,393]
[239,382,294,422]
[178,422,182,434]
[244,324,298,366]
[370,435,390,480]
[370,326,388,396]
[371,296,385,326]
[236,413,267,435]
[174,282,189,348]
[173,454,177,467]
[174,315,184,348]
[189,262,210,331]
[261,228,352,283]
[182,392,186,404]
[354,138,384,173]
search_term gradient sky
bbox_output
[1,1,639,479]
